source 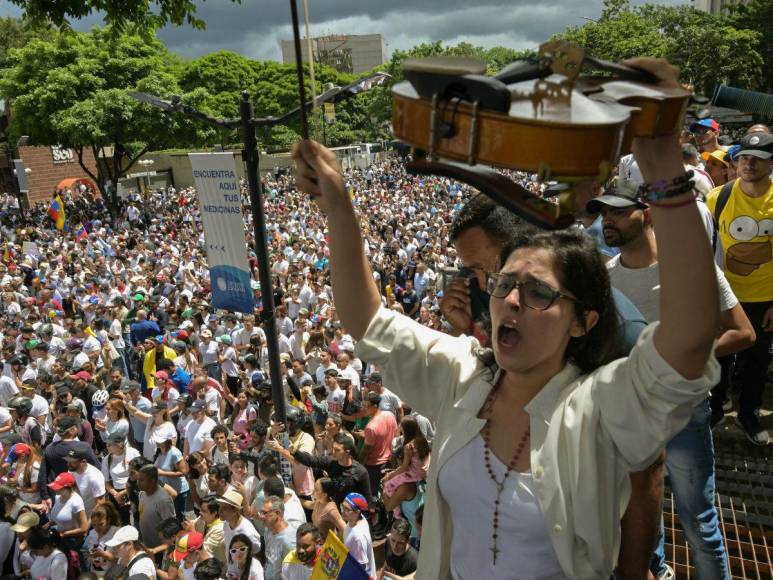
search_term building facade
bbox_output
[13,145,99,207]
[280,34,386,74]
[693,0,750,14]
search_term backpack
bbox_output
[103,551,154,580]
[711,179,735,251]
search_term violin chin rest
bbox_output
[406,160,575,231]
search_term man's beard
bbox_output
[603,226,627,248]
[297,548,318,563]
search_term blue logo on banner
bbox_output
[210,265,254,314]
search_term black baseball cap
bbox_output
[107,432,127,445]
[57,416,79,434]
[65,448,89,461]
[586,178,648,214]
[737,132,773,160]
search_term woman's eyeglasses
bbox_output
[229,546,248,555]
[486,273,578,311]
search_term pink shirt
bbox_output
[363,411,397,466]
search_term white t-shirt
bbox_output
[202,388,222,421]
[224,516,262,556]
[74,464,107,513]
[326,387,346,414]
[222,346,239,377]
[101,447,141,489]
[28,548,68,579]
[227,557,265,580]
[127,552,157,578]
[0,376,19,406]
[144,420,177,460]
[343,519,377,579]
[16,459,41,503]
[85,525,119,574]
[186,416,216,453]
[51,491,85,532]
[607,258,737,322]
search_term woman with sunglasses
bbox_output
[226,533,264,580]
[293,59,721,579]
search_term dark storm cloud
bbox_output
[1,0,689,61]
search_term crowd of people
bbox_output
[0,63,771,580]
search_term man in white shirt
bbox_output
[335,353,360,390]
[216,489,262,556]
[323,369,346,414]
[184,400,216,456]
[65,448,106,513]
[314,351,336,385]
[588,187,755,580]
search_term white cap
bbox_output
[104,525,139,547]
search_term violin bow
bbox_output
[289,0,309,139]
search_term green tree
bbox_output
[176,52,380,149]
[554,0,764,95]
[0,27,217,213]
[725,0,773,92]
[9,0,239,34]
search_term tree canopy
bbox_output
[8,0,239,35]
[555,0,766,95]
[0,0,768,206]
[0,27,217,212]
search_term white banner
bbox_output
[189,153,254,314]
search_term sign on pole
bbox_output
[189,153,254,314]
[324,102,335,124]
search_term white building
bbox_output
[280,34,387,74]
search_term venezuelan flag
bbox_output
[311,531,369,580]
[48,194,66,230]
[76,223,88,241]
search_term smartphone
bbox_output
[441,266,490,323]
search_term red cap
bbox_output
[48,471,77,491]
[175,330,189,341]
[172,531,204,562]
[154,370,171,383]
[69,370,92,381]
[13,443,31,456]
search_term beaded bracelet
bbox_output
[638,171,695,203]
[646,191,699,209]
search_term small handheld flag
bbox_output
[48,194,66,230]
[311,531,369,580]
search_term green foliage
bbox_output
[0,26,217,212]
[9,0,240,36]
[724,0,773,93]
[554,0,765,95]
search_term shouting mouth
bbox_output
[497,322,520,349]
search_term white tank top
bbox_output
[438,434,566,580]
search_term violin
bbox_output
[391,40,692,229]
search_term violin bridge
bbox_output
[539,40,585,83]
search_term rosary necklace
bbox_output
[480,386,530,565]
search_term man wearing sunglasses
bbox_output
[689,118,727,155]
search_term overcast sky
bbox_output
[1,0,688,62]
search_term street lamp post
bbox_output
[138,159,154,192]
[129,70,390,424]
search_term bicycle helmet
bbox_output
[66,338,84,351]
[8,396,33,416]
[91,389,109,408]
[285,406,304,425]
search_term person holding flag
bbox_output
[48,193,66,230]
